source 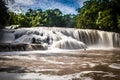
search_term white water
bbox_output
[0,27,120,51]
[109,63,120,69]
[14,27,120,47]
[0,71,115,80]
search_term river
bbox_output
[0,49,120,80]
[0,27,120,80]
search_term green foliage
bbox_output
[8,12,17,25]
[8,8,76,28]
[42,9,63,27]
[63,14,77,28]
[8,12,30,27]
[17,14,30,27]
[6,0,120,33]
[117,15,120,29]
[96,9,114,30]
[77,0,120,33]
[0,0,9,29]
[77,0,100,29]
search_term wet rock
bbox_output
[0,43,47,52]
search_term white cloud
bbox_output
[76,0,88,7]
[15,0,35,5]
[7,0,81,14]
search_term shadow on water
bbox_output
[0,72,25,80]
[0,66,26,80]
[0,66,28,73]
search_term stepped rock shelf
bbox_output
[0,43,47,52]
[0,27,120,52]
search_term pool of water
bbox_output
[0,48,120,80]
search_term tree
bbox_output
[7,8,77,28]
[17,14,30,27]
[77,0,100,29]
[96,9,114,30]
[8,12,18,25]
[42,9,63,27]
[76,0,120,33]
[63,14,76,28]
[0,0,9,29]
[25,8,44,27]
[117,15,120,33]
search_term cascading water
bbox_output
[52,28,120,48]
[52,38,87,49]
[0,27,120,51]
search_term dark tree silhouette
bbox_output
[0,0,9,29]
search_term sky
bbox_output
[7,0,87,14]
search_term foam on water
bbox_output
[0,71,115,80]
[4,55,37,60]
[51,38,87,49]
[109,63,120,69]
[14,27,120,48]
[41,57,65,64]
[0,27,120,52]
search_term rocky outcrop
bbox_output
[0,43,47,52]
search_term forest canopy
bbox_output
[8,9,76,28]
[0,0,120,33]
[76,0,120,33]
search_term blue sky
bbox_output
[7,0,87,14]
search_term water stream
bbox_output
[0,27,120,80]
[0,27,120,51]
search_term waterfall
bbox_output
[52,28,120,48]
[0,27,120,51]
[52,38,87,49]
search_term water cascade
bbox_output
[0,27,120,51]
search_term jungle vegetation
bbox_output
[0,0,120,33]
